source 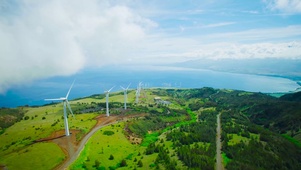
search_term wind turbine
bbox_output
[135,82,141,104]
[104,86,115,116]
[120,83,131,110]
[45,81,75,136]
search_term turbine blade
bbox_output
[66,100,75,118]
[45,98,62,101]
[108,86,115,92]
[120,86,125,90]
[66,80,75,99]
[126,83,131,90]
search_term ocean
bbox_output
[0,66,299,108]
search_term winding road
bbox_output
[55,116,117,170]
[216,113,224,170]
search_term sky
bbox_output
[0,0,301,94]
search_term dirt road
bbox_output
[216,113,224,170]
[55,116,117,170]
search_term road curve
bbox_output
[216,113,224,170]
[56,116,117,170]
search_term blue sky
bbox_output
[0,0,301,93]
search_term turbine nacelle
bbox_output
[120,83,131,91]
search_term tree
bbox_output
[120,159,127,167]
[137,160,143,167]
[109,154,114,160]
[94,160,100,168]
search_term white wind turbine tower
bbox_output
[135,82,142,104]
[45,81,75,136]
[141,82,147,98]
[135,89,139,104]
[120,83,131,110]
[105,86,115,116]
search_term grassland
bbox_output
[0,142,65,170]
[0,104,98,155]
[0,97,102,169]
[70,120,192,170]
[70,122,154,170]
[227,133,260,146]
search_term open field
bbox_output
[70,122,152,169]
[0,104,98,155]
[0,142,65,170]
[0,101,100,169]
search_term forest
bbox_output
[124,88,301,169]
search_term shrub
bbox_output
[103,130,115,136]
[94,160,100,168]
[137,160,143,167]
[120,159,127,167]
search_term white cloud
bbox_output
[156,41,301,61]
[202,25,301,43]
[265,0,301,13]
[1,0,301,94]
[127,25,301,64]
[201,22,236,28]
[194,42,301,59]
[0,0,155,93]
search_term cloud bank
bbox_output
[1,0,301,93]
[0,0,154,93]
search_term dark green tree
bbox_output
[94,160,100,168]
[120,159,127,167]
[137,160,143,167]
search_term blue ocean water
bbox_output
[0,66,299,108]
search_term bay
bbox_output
[0,66,299,108]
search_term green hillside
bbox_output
[0,88,301,170]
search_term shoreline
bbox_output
[1,67,300,108]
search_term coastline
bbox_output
[1,67,300,108]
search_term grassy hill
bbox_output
[1,88,301,169]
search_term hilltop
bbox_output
[0,88,301,170]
